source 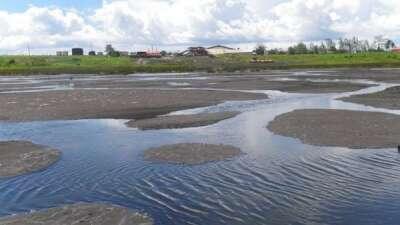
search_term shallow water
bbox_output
[1,73,400,225]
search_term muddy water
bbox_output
[1,74,400,225]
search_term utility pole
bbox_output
[27,43,32,72]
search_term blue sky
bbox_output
[0,0,101,12]
[0,0,399,54]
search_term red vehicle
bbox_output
[391,48,400,53]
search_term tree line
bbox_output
[255,37,397,55]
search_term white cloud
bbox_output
[0,0,400,54]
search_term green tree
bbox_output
[386,40,396,50]
[329,46,337,53]
[255,44,266,55]
[295,42,308,54]
[288,47,296,55]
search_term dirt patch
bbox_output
[340,86,400,109]
[144,143,242,165]
[267,109,400,149]
[0,89,266,122]
[0,203,152,225]
[0,141,61,178]
[127,111,240,130]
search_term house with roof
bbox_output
[206,45,239,55]
[180,47,209,56]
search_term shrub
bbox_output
[8,59,16,65]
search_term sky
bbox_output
[0,0,399,54]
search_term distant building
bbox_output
[134,51,162,58]
[105,44,115,55]
[119,51,129,56]
[88,51,96,56]
[97,52,104,56]
[180,47,208,56]
[146,51,162,58]
[72,48,84,56]
[373,36,395,51]
[206,45,239,55]
[56,51,68,56]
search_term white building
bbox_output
[373,36,394,51]
[56,51,69,56]
[206,45,239,55]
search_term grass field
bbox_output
[1,52,400,75]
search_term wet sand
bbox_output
[127,111,239,130]
[267,109,400,149]
[0,141,61,178]
[0,89,266,122]
[0,203,152,225]
[0,73,374,94]
[144,143,242,165]
[287,68,400,84]
[196,79,374,93]
[67,72,374,93]
[340,86,400,109]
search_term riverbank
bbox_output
[1,52,400,75]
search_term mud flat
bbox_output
[0,141,61,178]
[290,68,400,83]
[340,86,400,109]
[0,89,266,122]
[127,111,239,130]
[267,109,400,149]
[193,78,374,93]
[70,75,373,94]
[144,143,242,165]
[0,203,153,225]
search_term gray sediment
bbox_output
[267,109,400,149]
[144,143,242,165]
[0,203,153,225]
[0,141,61,178]
[340,86,400,109]
[0,89,266,122]
[126,111,240,130]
